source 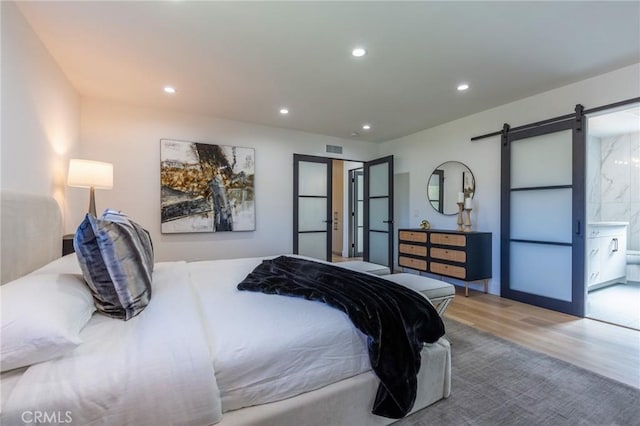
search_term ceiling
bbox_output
[16,1,640,143]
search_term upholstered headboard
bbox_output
[1,190,63,284]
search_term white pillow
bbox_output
[1,272,95,372]
[31,253,82,275]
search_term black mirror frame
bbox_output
[427,161,475,216]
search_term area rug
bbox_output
[398,318,640,425]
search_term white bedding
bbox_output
[2,255,438,424]
[2,260,222,426]
[188,257,371,412]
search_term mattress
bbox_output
[188,257,372,412]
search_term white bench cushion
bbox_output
[335,261,391,276]
[384,273,455,299]
[383,273,455,315]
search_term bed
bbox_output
[0,190,451,425]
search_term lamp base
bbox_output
[88,186,96,217]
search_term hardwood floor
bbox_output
[331,255,362,263]
[444,286,640,389]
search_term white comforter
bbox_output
[2,256,376,424]
[2,261,222,426]
[189,257,371,412]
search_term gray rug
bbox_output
[398,319,640,426]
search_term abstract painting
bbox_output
[160,139,255,233]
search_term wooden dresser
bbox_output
[398,228,492,296]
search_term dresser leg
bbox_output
[483,279,488,294]
[465,282,469,297]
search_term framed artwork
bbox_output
[160,139,255,233]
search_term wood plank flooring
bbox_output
[444,286,640,389]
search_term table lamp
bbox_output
[67,159,113,217]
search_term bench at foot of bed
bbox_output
[334,260,392,276]
[383,273,455,316]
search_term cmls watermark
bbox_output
[21,411,72,424]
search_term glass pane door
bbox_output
[502,120,585,316]
[364,156,394,267]
[349,168,364,257]
[294,155,332,261]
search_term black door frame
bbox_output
[500,106,586,317]
[363,155,394,268]
[293,154,333,261]
[348,168,364,257]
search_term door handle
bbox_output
[383,220,393,224]
[612,238,619,252]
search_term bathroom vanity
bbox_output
[587,222,628,290]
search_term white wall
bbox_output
[76,98,378,262]
[0,2,80,228]
[590,131,640,251]
[379,63,640,294]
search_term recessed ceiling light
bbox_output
[164,86,176,94]
[362,124,371,131]
[352,47,367,57]
[279,108,289,115]
[457,83,469,91]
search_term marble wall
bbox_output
[588,131,640,251]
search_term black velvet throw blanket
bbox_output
[237,256,445,419]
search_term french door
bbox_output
[293,155,332,261]
[501,112,585,316]
[294,154,394,268]
[349,168,364,257]
[364,156,394,268]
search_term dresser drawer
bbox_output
[430,233,466,247]
[430,262,466,279]
[431,247,466,263]
[399,256,427,271]
[399,231,427,243]
[399,243,428,257]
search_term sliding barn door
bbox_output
[293,155,332,261]
[364,156,394,268]
[501,113,585,316]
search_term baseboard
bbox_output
[588,278,627,292]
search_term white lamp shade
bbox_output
[67,159,113,189]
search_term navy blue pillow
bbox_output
[74,210,153,320]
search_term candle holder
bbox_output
[456,202,464,232]
[464,208,473,232]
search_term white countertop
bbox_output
[588,221,629,227]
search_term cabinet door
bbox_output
[600,234,627,283]
[586,237,601,287]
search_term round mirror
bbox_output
[427,161,475,215]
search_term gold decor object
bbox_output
[420,220,431,230]
[456,202,464,232]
